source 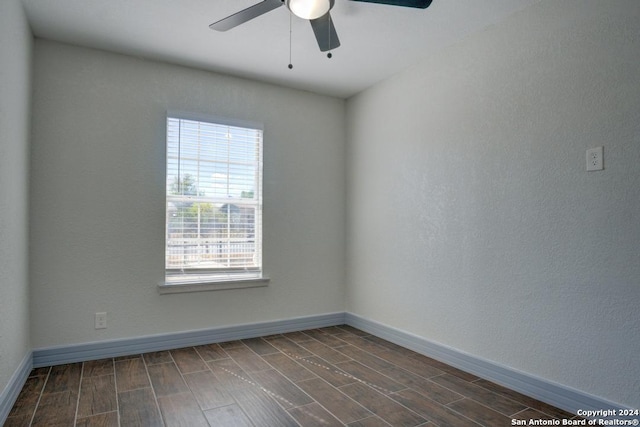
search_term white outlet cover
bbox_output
[95,312,107,329]
[586,146,604,171]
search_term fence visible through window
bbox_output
[165,114,263,283]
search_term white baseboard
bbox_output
[345,312,631,417]
[32,312,346,367]
[0,352,32,426]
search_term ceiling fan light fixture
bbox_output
[286,0,330,20]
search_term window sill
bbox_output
[158,275,270,294]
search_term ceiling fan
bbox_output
[209,0,433,53]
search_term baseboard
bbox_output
[33,312,346,367]
[344,312,630,417]
[0,352,32,426]
[26,311,630,420]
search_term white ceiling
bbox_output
[21,0,541,98]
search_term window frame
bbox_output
[159,111,268,294]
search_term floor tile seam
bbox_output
[321,338,351,349]
[242,365,275,375]
[252,349,282,357]
[337,382,429,427]
[382,367,447,393]
[193,342,227,359]
[200,400,257,427]
[175,367,211,376]
[192,346,231,363]
[261,333,285,341]
[470,380,562,417]
[300,352,354,367]
[165,347,211,413]
[379,357,448,380]
[283,350,400,395]
[216,364,329,426]
[76,374,119,421]
[6,377,42,418]
[140,350,167,427]
[297,339,355,361]
[281,334,315,344]
[170,352,211,375]
[222,341,250,353]
[254,351,323,394]
[527,405,570,420]
[225,341,280,373]
[285,401,349,426]
[72,362,87,426]
[420,373,485,403]
[336,326,370,336]
[26,369,50,427]
[27,372,49,380]
[114,355,143,361]
[222,340,251,350]
[295,392,368,427]
[333,359,410,393]
[75,409,119,419]
[80,372,117,382]
[334,339,388,355]
[196,356,231,364]
[240,337,283,355]
[512,407,551,419]
[244,365,317,405]
[111,358,122,427]
[445,397,509,425]
[429,375,528,417]
[356,347,425,370]
[333,344,350,352]
[145,360,175,368]
[264,336,314,358]
[246,351,344,426]
[301,377,375,425]
[435,398,487,427]
[333,346,417,380]
[298,330,322,341]
[347,414,392,426]
[201,401,240,413]
[387,388,479,426]
[116,385,155,394]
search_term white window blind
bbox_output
[165,115,263,285]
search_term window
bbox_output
[163,114,264,290]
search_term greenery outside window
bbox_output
[163,113,264,290]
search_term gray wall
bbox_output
[346,0,640,408]
[0,0,32,396]
[29,40,346,348]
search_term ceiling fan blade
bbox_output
[349,0,432,8]
[310,12,340,52]
[210,0,284,32]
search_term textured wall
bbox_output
[0,0,32,396]
[346,0,640,408]
[30,40,346,348]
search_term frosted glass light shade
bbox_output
[286,0,330,20]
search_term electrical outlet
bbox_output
[95,312,107,329]
[586,146,604,171]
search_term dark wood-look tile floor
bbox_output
[5,325,579,426]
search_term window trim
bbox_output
[158,276,270,294]
[161,111,267,293]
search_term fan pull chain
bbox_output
[327,13,333,59]
[288,13,293,69]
